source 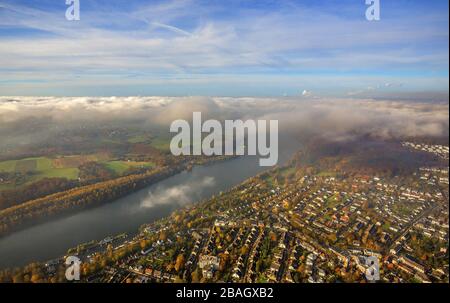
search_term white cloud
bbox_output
[0,0,447,90]
[150,22,192,36]
[0,96,447,144]
[140,176,216,208]
[302,90,313,97]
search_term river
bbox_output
[0,145,297,269]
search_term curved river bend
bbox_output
[0,147,295,269]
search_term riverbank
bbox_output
[0,154,269,269]
[0,156,233,238]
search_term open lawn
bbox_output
[128,134,151,144]
[0,160,17,172]
[0,157,51,173]
[36,157,53,170]
[149,137,171,152]
[0,152,154,190]
[0,156,88,190]
[32,168,79,180]
[15,159,37,173]
[102,160,154,175]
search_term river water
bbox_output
[0,146,296,269]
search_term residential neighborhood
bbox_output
[27,140,448,284]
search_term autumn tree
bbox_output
[174,254,185,272]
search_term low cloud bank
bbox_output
[0,96,448,149]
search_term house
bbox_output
[198,255,221,279]
[399,255,425,274]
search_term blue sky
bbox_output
[0,0,448,97]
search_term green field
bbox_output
[36,157,53,170]
[102,160,154,175]
[0,152,158,190]
[149,137,171,151]
[0,157,80,190]
[14,159,37,173]
[128,134,151,144]
[0,157,53,173]
[0,151,160,191]
[34,167,79,180]
[0,160,17,172]
[101,138,122,145]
